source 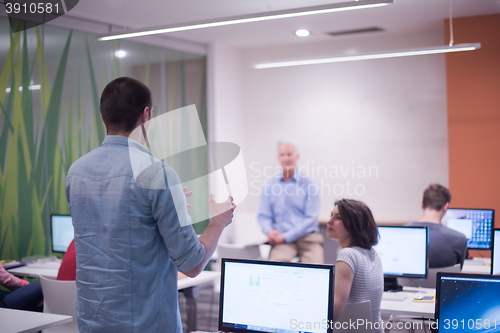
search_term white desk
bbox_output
[9,261,220,291]
[462,259,491,274]
[178,271,220,290]
[8,260,61,279]
[0,308,72,333]
[380,287,436,319]
[178,271,220,333]
[380,260,493,320]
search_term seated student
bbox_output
[0,265,43,311]
[57,239,76,281]
[327,199,384,332]
[407,184,467,269]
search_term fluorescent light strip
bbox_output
[98,0,392,41]
[254,43,481,69]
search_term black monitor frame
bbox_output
[376,226,429,279]
[491,229,500,275]
[444,208,495,250]
[219,258,334,333]
[50,214,73,253]
[435,272,500,332]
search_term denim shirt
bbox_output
[257,172,320,243]
[66,136,205,333]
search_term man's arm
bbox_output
[257,182,274,235]
[184,195,235,277]
[65,175,72,214]
[152,166,233,277]
[458,238,468,269]
[0,266,29,290]
[333,261,354,321]
[258,182,282,244]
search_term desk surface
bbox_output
[0,308,72,333]
[377,260,491,320]
[8,260,61,279]
[9,261,220,291]
[462,259,491,274]
[178,271,220,290]
[380,287,436,319]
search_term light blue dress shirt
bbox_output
[66,136,205,333]
[257,171,320,243]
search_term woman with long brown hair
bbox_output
[327,199,384,332]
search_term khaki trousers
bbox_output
[268,232,324,264]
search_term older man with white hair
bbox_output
[257,141,323,263]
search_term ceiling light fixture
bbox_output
[98,0,393,41]
[295,29,310,37]
[254,43,481,69]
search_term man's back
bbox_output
[407,222,467,268]
[66,136,204,333]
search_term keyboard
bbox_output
[382,292,407,301]
[27,260,61,269]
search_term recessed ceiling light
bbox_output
[114,50,127,58]
[295,29,310,37]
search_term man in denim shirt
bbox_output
[258,141,323,263]
[66,77,234,332]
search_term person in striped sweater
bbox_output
[327,199,384,333]
[0,265,43,311]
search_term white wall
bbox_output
[210,31,449,243]
[209,43,246,147]
[209,43,263,243]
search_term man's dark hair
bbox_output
[335,199,379,249]
[100,77,152,133]
[422,184,452,211]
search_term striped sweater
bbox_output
[0,265,29,291]
[337,246,384,333]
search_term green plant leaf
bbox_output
[85,38,105,144]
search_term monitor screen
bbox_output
[436,273,500,333]
[492,230,500,275]
[374,226,428,278]
[51,214,74,253]
[219,259,334,333]
[443,208,494,250]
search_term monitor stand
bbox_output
[384,277,403,292]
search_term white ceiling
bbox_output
[67,0,500,48]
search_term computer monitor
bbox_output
[491,229,500,275]
[219,258,334,333]
[50,214,74,253]
[443,208,494,250]
[374,226,428,280]
[436,272,500,333]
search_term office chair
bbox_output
[334,300,373,333]
[39,275,78,333]
[397,263,461,288]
